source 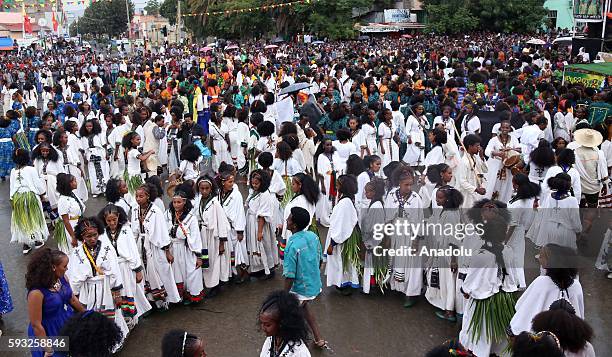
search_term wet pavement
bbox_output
[0,181,611,356]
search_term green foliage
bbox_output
[474,0,547,33]
[159,0,177,26]
[294,0,373,40]
[425,3,478,34]
[184,0,373,40]
[76,0,135,38]
[144,0,161,15]
[423,0,547,34]
[185,0,274,39]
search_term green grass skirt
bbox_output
[468,290,517,344]
[11,191,46,238]
[341,226,363,274]
[53,221,69,252]
[124,170,144,195]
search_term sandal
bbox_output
[314,340,330,350]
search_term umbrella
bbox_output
[224,45,239,51]
[357,35,370,40]
[272,37,285,44]
[206,43,217,47]
[279,82,312,96]
[200,46,213,52]
[265,44,279,50]
[401,34,413,38]
[311,40,325,45]
[526,38,545,45]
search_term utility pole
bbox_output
[126,0,131,39]
[176,0,181,44]
[601,0,610,52]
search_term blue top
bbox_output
[283,230,322,298]
[27,277,74,357]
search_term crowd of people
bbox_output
[0,31,611,356]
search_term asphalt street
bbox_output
[0,181,610,356]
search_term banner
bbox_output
[563,70,606,88]
[574,0,604,21]
[383,9,411,23]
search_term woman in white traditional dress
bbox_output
[356,155,382,214]
[403,104,429,166]
[98,204,151,328]
[178,144,201,182]
[225,106,250,173]
[509,243,584,337]
[324,174,361,294]
[425,186,464,322]
[377,109,400,168]
[10,148,48,254]
[332,128,355,170]
[273,141,303,208]
[384,165,424,307]
[484,120,521,203]
[527,139,555,185]
[131,184,181,309]
[553,101,573,142]
[195,176,232,294]
[360,178,388,294]
[53,130,88,203]
[535,173,582,250]
[280,173,319,248]
[105,178,136,218]
[348,116,367,158]
[432,105,459,154]
[218,170,248,283]
[166,189,204,304]
[210,110,231,173]
[32,142,62,210]
[258,290,312,357]
[246,169,278,279]
[80,119,109,197]
[360,109,378,156]
[541,148,582,201]
[67,217,129,348]
[122,132,154,195]
[315,138,343,227]
[459,216,519,357]
[55,173,85,255]
[255,120,278,158]
[506,174,540,289]
[459,102,480,139]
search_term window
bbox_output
[548,10,558,18]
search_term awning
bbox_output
[357,22,424,33]
[0,37,14,51]
[565,63,612,76]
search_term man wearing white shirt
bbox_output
[520,116,547,163]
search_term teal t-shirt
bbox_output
[283,230,322,298]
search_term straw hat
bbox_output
[573,128,603,148]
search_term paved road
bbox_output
[1,181,611,356]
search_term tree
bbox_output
[144,0,160,15]
[423,0,547,34]
[159,0,177,26]
[425,2,478,34]
[77,0,135,38]
[292,0,374,40]
[473,0,547,33]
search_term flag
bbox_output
[22,5,32,34]
[52,11,58,32]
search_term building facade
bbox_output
[544,0,575,30]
